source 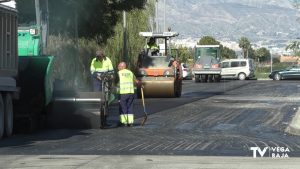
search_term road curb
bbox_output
[286,107,300,135]
[257,78,272,81]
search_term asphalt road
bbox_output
[1,79,300,168]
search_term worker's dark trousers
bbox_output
[119,93,135,120]
[92,77,102,92]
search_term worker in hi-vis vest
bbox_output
[117,62,140,127]
[146,37,159,56]
[90,50,114,91]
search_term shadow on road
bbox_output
[0,129,89,148]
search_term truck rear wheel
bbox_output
[0,94,4,139]
[200,75,207,83]
[4,93,13,137]
[207,75,213,83]
[194,75,200,83]
[213,75,221,82]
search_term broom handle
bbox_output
[141,87,145,108]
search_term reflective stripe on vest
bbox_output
[146,44,159,50]
[120,114,134,124]
[118,69,134,94]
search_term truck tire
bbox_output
[214,75,221,82]
[200,75,206,83]
[4,93,13,137]
[0,94,4,139]
[207,75,213,83]
[194,75,200,83]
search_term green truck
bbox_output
[192,45,222,83]
[0,1,54,138]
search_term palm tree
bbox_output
[286,41,300,56]
[238,37,251,58]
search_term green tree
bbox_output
[248,47,256,59]
[16,0,147,43]
[104,0,154,69]
[238,37,251,58]
[198,36,220,45]
[177,46,193,63]
[222,46,237,59]
[286,41,300,56]
[198,36,236,59]
[38,0,152,88]
[254,47,271,62]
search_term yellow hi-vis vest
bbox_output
[90,57,114,73]
[118,69,134,94]
[146,43,159,50]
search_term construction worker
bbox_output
[117,62,139,127]
[146,37,159,56]
[90,50,114,91]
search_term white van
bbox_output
[221,59,255,80]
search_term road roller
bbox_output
[136,32,182,98]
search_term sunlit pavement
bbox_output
[1,155,300,169]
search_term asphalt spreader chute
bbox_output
[48,91,109,129]
[15,56,115,131]
[14,56,54,131]
[48,72,116,129]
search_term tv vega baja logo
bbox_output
[250,147,290,158]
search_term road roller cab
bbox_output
[137,32,182,98]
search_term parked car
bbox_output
[269,65,300,80]
[181,63,192,80]
[221,59,255,80]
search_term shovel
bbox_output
[140,87,148,126]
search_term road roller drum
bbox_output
[142,78,175,97]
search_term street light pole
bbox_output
[123,11,128,62]
[271,52,273,73]
[155,0,158,32]
[164,0,166,32]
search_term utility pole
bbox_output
[35,0,49,54]
[74,3,79,88]
[270,52,273,73]
[164,0,166,32]
[123,11,128,62]
[35,0,41,27]
[155,0,158,33]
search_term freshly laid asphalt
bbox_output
[1,79,300,168]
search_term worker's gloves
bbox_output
[136,80,143,88]
[92,72,99,78]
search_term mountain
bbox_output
[157,0,299,44]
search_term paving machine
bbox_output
[0,0,114,133]
[21,0,115,130]
[137,32,182,98]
